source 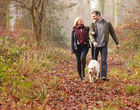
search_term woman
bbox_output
[71,17,90,81]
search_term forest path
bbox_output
[42,54,139,110]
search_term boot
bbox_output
[81,58,86,78]
[77,65,81,78]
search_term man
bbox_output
[89,10,120,80]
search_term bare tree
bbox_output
[98,0,105,16]
[12,0,45,44]
[114,0,124,27]
[0,0,10,30]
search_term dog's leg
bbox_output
[89,74,92,82]
[96,72,100,80]
[94,74,96,80]
[91,74,93,82]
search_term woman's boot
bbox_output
[77,65,81,78]
[81,58,86,78]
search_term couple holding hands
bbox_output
[71,10,120,81]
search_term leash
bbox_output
[93,45,96,60]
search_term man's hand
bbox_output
[91,32,95,35]
[94,42,98,47]
[71,52,75,55]
[116,44,120,49]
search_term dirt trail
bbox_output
[42,55,140,110]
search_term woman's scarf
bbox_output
[75,24,88,44]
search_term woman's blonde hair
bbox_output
[73,17,82,27]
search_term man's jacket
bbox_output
[89,19,119,46]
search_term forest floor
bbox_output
[30,52,140,110]
[0,48,140,110]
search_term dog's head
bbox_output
[88,67,96,74]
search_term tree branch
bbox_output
[12,0,30,10]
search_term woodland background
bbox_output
[0,0,140,109]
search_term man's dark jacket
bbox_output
[89,19,119,46]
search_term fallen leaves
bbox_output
[0,53,140,110]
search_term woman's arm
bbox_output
[71,29,75,53]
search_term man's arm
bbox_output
[89,23,96,44]
[109,22,119,45]
[109,22,120,49]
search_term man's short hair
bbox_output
[92,11,101,16]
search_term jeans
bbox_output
[75,44,89,78]
[91,44,108,77]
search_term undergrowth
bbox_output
[109,18,140,96]
[0,37,72,106]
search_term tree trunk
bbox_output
[118,0,124,25]
[31,13,42,44]
[98,0,105,16]
[30,0,44,44]
[6,0,10,30]
[114,0,124,27]
[33,23,42,43]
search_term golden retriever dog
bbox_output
[88,60,100,82]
